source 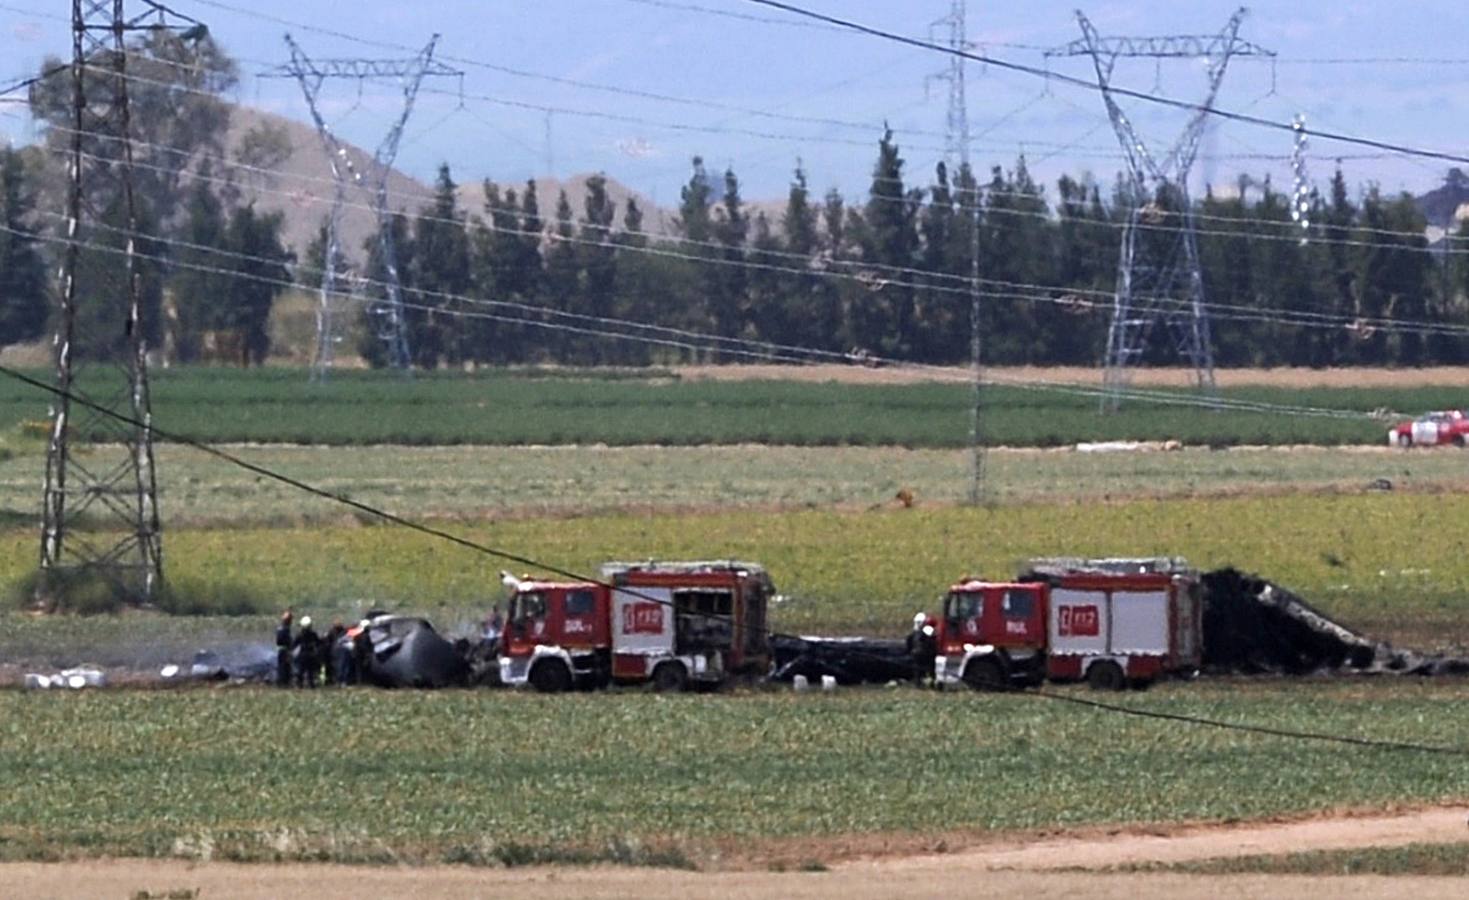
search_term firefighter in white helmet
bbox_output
[292,615,323,688]
[906,611,938,686]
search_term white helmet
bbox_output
[912,612,927,630]
[300,616,312,629]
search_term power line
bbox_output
[24,0,1460,197]
[0,357,1459,756]
[38,80,1468,277]
[51,61,1469,260]
[6,218,1406,423]
[55,55,1455,203]
[35,133,1469,347]
[738,0,1469,168]
[38,146,1469,348]
[184,0,1469,175]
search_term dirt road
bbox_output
[5,808,1467,899]
[679,363,1469,388]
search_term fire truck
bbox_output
[498,560,773,692]
[927,558,1203,691]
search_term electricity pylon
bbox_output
[264,35,462,376]
[1048,9,1273,410]
[929,0,987,504]
[39,1,209,607]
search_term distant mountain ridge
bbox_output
[225,106,677,263]
[223,102,1467,264]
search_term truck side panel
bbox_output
[612,586,675,659]
[1109,590,1170,654]
[1048,588,1109,656]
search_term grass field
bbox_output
[1130,843,1469,877]
[2,366,1460,448]
[3,443,1463,527]
[0,682,1465,866]
[3,492,1467,645]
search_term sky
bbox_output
[1,0,1466,208]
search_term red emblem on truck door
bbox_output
[1058,605,1100,637]
[621,602,664,635]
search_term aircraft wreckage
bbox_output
[147,562,1467,691]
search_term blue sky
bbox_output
[1,0,1466,206]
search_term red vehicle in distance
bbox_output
[1388,410,1469,448]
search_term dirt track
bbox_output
[679,363,1469,388]
[6,808,1467,899]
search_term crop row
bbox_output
[4,367,1462,447]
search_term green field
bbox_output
[1,366,1457,448]
[4,492,1467,645]
[0,682,1465,865]
[3,443,1461,528]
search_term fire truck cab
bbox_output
[931,558,1203,691]
[497,561,773,693]
[499,579,611,692]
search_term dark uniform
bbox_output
[352,624,373,687]
[322,623,346,685]
[293,621,323,688]
[275,613,293,687]
[906,620,937,687]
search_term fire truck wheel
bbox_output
[652,662,688,693]
[1455,435,1467,448]
[529,658,573,694]
[962,656,1008,692]
[1086,660,1126,691]
[1398,433,1413,448]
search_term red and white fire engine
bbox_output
[498,560,773,692]
[926,557,1203,691]
[1388,410,1469,448]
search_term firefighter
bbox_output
[351,619,373,686]
[293,615,323,688]
[483,605,504,645]
[906,612,937,686]
[334,622,358,686]
[274,609,293,687]
[322,621,346,685]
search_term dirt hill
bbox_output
[223,106,676,262]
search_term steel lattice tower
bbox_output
[929,0,987,505]
[264,36,462,376]
[39,1,207,606]
[1048,9,1273,410]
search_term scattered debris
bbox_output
[168,645,277,682]
[24,666,107,690]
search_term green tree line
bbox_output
[375,135,1469,370]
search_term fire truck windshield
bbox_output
[945,591,983,621]
[511,592,546,621]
